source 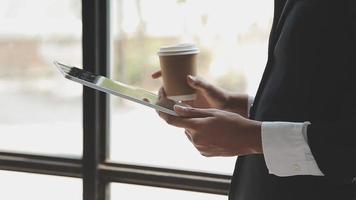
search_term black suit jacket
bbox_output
[229,0,356,199]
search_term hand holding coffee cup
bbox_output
[157,44,199,101]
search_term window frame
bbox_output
[0,0,231,199]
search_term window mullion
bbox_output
[82,0,110,199]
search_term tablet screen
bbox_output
[55,61,182,116]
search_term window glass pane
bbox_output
[111,0,273,173]
[111,183,226,200]
[0,0,82,156]
[0,170,82,200]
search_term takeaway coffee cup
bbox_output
[157,43,199,101]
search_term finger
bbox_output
[173,105,216,118]
[198,148,224,157]
[187,75,226,99]
[151,70,162,79]
[200,152,215,157]
[156,88,169,115]
[195,144,210,152]
[158,87,167,99]
[158,112,199,129]
[184,130,192,142]
[187,75,213,91]
[201,151,229,157]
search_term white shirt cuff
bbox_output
[261,121,324,177]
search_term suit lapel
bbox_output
[250,0,295,118]
[269,0,295,51]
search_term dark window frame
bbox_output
[0,0,231,199]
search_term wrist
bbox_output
[247,120,263,154]
[224,93,249,117]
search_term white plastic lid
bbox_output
[157,43,199,56]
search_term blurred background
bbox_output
[0,0,273,199]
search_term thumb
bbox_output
[187,75,212,91]
[174,105,215,118]
[187,75,226,102]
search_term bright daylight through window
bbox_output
[0,0,82,156]
[0,170,81,200]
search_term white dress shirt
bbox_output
[248,96,324,177]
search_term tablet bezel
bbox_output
[54,61,180,116]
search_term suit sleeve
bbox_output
[307,120,356,181]
[300,0,356,181]
[347,0,356,38]
[307,2,356,179]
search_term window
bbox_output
[0,0,274,199]
[0,170,81,200]
[0,0,82,156]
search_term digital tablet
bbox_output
[54,61,185,116]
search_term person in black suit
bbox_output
[152,0,356,199]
